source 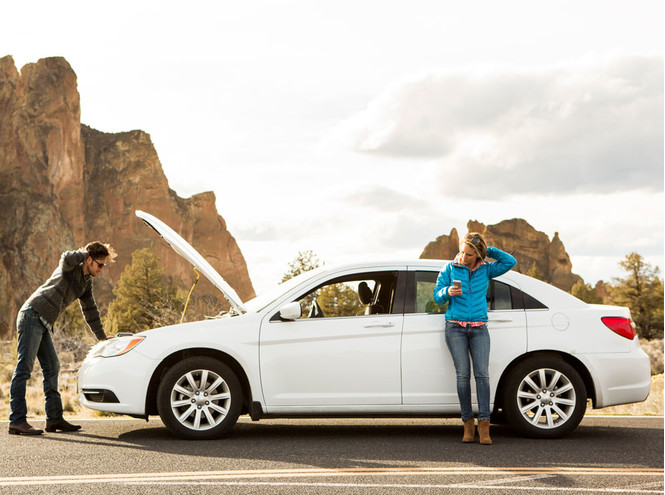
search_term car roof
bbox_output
[319,259,449,271]
[316,259,585,309]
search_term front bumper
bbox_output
[78,349,156,416]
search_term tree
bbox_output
[282,250,322,316]
[282,250,321,282]
[606,253,664,339]
[526,261,544,281]
[571,280,602,304]
[106,248,185,334]
[281,251,364,317]
[317,282,363,317]
[54,303,88,337]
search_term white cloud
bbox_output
[341,185,430,213]
[326,55,663,196]
[2,1,662,296]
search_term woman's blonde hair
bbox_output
[462,232,487,260]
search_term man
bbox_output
[8,241,117,435]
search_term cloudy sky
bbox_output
[4,1,663,293]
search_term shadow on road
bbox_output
[91,417,663,470]
[4,417,661,475]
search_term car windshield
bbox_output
[244,267,326,313]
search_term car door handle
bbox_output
[363,320,395,328]
[491,317,514,323]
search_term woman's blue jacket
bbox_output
[433,246,516,322]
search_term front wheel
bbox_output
[502,357,586,439]
[157,357,242,440]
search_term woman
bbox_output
[433,232,516,445]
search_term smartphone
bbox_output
[453,280,461,289]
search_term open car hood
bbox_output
[135,210,247,314]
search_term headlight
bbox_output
[91,336,145,358]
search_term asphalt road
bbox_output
[0,416,662,494]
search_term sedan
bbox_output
[78,211,651,440]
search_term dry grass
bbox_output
[0,336,107,421]
[1,340,663,421]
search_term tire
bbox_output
[502,356,586,439]
[489,410,508,425]
[157,357,242,440]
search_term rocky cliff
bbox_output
[0,56,254,339]
[420,219,582,291]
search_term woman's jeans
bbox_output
[9,307,62,425]
[444,321,491,422]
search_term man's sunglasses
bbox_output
[92,258,106,269]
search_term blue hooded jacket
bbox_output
[433,246,516,322]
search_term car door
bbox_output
[485,275,529,396]
[401,269,527,406]
[259,270,404,408]
[401,270,455,405]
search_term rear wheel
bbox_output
[157,357,242,439]
[502,356,586,438]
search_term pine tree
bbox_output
[526,261,544,281]
[318,282,363,317]
[282,250,322,282]
[607,253,664,339]
[282,250,322,317]
[571,280,602,304]
[106,248,185,334]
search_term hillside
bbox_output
[0,56,254,338]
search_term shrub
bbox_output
[641,339,664,375]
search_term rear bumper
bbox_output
[583,340,652,408]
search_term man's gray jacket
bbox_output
[24,249,106,340]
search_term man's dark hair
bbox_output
[85,241,117,262]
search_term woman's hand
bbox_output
[448,286,462,297]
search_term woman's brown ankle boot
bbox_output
[478,419,492,445]
[462,419,475,443]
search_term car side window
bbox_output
[404,271,447,314]
[492,280,512,310]
[522,290,548,310]
[487,280,548,310]
[293,271,398,319]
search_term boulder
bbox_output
[420,218,582,291]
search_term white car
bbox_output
[78,211,651,440]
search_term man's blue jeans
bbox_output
[444,321,491,422]
[9,307,62,425]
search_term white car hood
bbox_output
[135,210,247,314]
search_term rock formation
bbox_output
[0,56,254,339]
[420,219,582,291]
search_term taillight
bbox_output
[601,317,637,340]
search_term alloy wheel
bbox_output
[515,367,577,429]
[169,369,231,431]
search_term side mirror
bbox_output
[279,301,302,320]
